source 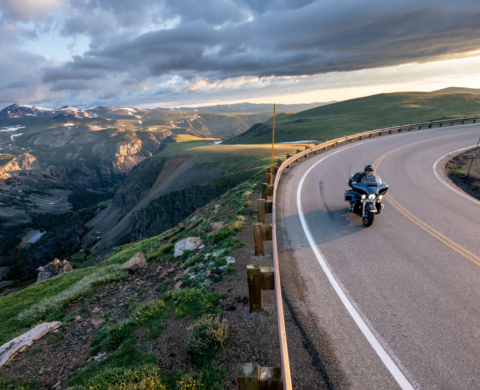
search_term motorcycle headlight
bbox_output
[368,194,376,200]
[361,194,366,199]
[378,195,383,200]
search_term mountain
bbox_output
[433,87,480,95]
[227,91,480,144]
[173,101,335,113]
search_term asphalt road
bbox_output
[276,123,480,390]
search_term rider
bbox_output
[350,164,382,184]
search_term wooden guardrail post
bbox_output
[276,159,282,166]
[253,224,265,256]
[246,263,275,313]
[257,199,266,223]
[450,122,454,126]
[247,264,262,311]
[261,267,274,290]
[418,126,422,129]
[388,129,392,134]
[265,172,271,184]
[474,119,477,123]
[408,127,411,131]
[428,123,432,128]
[261,183,268,200]
[439,123,443,127]
[237,364,282,390]
[237,363,260,390]
[295,150,300,162]
[369,133,373,138]
[461,120,465,124]
[379,131,383,136]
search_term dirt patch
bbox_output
[445,147,480,200]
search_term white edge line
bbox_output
[296,143,416,390]
[433,145,480,206]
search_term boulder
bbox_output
[174,237,203,258]
[91,318,104,329]
[36,259,73,283]
[210,222,224,230]
[0,321,62,369]
[121,252,147,273]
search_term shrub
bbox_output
[164,288,224,319]
[71,365,167,390]
[186,315,229,366]
[176,373,204,389]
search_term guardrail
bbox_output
[238,115,480,390]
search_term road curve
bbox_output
[277,123,480,390]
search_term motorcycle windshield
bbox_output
[352,182,389,195]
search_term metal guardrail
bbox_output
[270,115,480,390]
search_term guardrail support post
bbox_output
[389,129,392,134]
[257,199,266,223]
[450,122,453,126]
[247,264,262,312]
[408,127,411,131]
[265,172,271,184]
[265,200,272,214]
[418,126,422,129]
[253,224,264,256]
[276,159,282,166]
[324,145,328,151]
[474,120,477,123]
[259,367,282,390]
[237,364,282,390]
[439,123,443,127]
[462,120,465,124]
[237,363,260,390]
[261,183,268,200]
[428,124,432,128]
[333,142,337,148]
[261,267,274,290]
[369,134,373,138]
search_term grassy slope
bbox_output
[226,92,480,144]
[0,171,262,390]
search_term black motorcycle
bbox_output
[344,178,389,227]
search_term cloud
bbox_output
[2,0,480,106]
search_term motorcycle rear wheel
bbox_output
[363,211,374,227]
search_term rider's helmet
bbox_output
[364,164,374,172]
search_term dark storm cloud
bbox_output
[42,0,480,88]
[2,0,480,105]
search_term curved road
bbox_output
[277,123,480,389]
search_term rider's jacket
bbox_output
[351,172,382,184]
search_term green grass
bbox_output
[226,92,480,144]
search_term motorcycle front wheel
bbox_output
[363,211,374,227]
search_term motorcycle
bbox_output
[344,177,389,227]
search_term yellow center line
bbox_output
[373,131,480,267]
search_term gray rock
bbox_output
[174,281,183,289]
[91,318,104,329]
[174,237,203,258]
[121,252,147,272]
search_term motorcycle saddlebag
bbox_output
[344,190,355,202]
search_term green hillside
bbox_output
[434,87,480,95]
[227,92,480,144]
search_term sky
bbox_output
[1,0,480,109]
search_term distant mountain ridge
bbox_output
[173,101,336,113]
